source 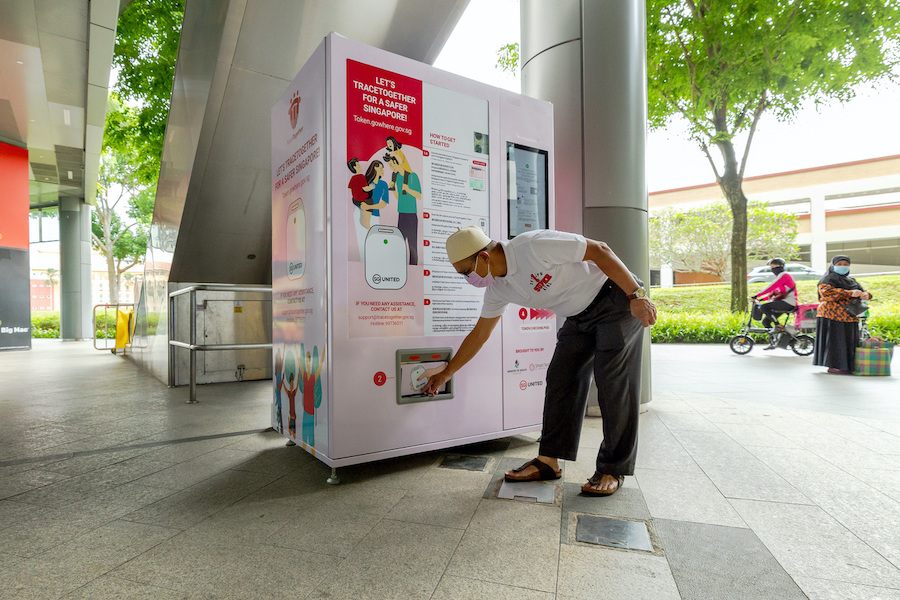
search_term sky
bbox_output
[435,0,900,193]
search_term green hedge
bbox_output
[31,311,118,339]
[31,312,61,338]
[651,275,900,344]
[652,311,750,344]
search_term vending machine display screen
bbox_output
[507,142,548,237]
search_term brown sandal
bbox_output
[581,473,624,496]
[504,458,562,482]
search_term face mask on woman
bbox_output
[466,255,494,288]
[833,265,850,276]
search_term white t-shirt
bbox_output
[480,230,609,319]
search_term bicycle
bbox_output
[729,298,816,356]
[859,311,872,342]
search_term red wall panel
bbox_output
[0,142,30,250]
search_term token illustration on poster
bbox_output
[286,198,306,280]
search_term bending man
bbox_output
[424,227,656,496]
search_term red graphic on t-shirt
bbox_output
[531,273,552,292]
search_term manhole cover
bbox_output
[497,480,556,504]
[440,454,489,471]
[575,515,653,552]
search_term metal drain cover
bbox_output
[440,454,489,471]
[498,480,556,504]
[575,515,653,551]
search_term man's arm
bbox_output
[755,272,788,299]
[583,239,657,327]
[423,315,501,395]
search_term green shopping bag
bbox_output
[853,339,894,376]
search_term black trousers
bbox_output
[538,280,644,476]
[760,300,794,328]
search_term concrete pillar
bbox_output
[661,264,674,288]
[522,0,652,404]
[809,193,827,269]
[59,197,93,340]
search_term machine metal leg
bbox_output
[326,468,341,485]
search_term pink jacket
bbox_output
[758,272,797,306]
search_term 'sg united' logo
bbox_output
[289,91,301,129]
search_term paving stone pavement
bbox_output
[0,340,897,599]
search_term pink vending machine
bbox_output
[271,34,556,475]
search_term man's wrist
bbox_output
[626,286,648,300]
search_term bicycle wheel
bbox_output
[859,317,871,342]
[729,335,754,355]
[791,334,815,357]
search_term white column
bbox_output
[809,193,827,269]
[661,263,674,288]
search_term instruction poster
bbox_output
[345,59,491,339]
[271,45,329,457]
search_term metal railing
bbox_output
[93,303,135,352]
[168,284,272,403]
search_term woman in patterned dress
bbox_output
[813,255,872,374]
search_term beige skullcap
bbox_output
[445,225,491,263]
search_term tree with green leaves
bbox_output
[499,2,900,311]
[91,152,154,304]
[92,0,184,304]
[648,0,900,311]
[496,43,519,74]
[104,0,185,186]
[650,200,799,280]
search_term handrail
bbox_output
[93,304,134,353]
[169,284,272,297]
[168,284,272,403]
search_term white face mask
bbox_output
[466,254,494,288]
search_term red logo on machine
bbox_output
[289,91,301,129]
[519,307,554,320]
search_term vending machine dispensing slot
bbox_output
[396,348,454,404]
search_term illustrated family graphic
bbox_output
[347,135,422,273]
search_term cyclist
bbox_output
[753,258,797,348]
